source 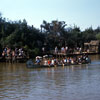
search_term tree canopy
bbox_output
[0,12,100,57]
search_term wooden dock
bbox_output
[0,56,29,63]
[52,51,99,57]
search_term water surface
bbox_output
[0,55,100,100]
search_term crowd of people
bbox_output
[1,47,27,62]
[54,46,84,54]
[35,54,91,66]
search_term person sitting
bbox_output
[51,58,54,65]
[36,58,41,65]
[78,56,82,64]
[48,59,51,66]
[85,55,91,63]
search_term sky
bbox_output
[0,0,100,31]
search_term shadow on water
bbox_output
[88,54,100,65]
[89,54,100,61]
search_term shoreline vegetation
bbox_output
[0,12,100,63]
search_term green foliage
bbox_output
[28,48,40,58]
[0,12,100,58]
[96,32,100,41]
[33,48,40,56]
[0,15,44,50]
[82,27,96,42]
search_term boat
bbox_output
[26,59,91,68]
[26,54,91,68]
[26,59,53,68]
[26,60,51,68]
[26,59,34,68]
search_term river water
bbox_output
[0,55,100,100]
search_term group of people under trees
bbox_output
[1,47,27,62]
[55,46,83,54]
[42,46,83,55]
[35,54,91,66]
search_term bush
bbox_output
[28,48,40,58]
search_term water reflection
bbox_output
[0,55,100,100]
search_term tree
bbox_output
[82,27,96,42]
[40,20,67,48]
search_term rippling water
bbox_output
[0,55,100,100]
